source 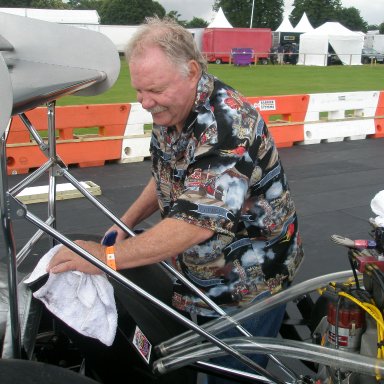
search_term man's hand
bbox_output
[47,240,105,275]
[103,225,128,243]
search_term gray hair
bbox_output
[125,16,207,76]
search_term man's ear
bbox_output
[188,60,201,81]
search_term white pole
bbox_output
[250,0,255,28]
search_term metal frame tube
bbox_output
[2,100,353,382]
[47,101,57,249]
[2,102,286,383]
[21,207,283,383]
[157,270,354,355]
[154,336,384,378]
[0,131,21,358]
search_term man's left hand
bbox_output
[47,240,105,275]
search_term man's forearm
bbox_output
[114,218,214,269]
[47,217,214,275]
[121,177,159,228]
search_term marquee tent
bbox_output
[274,15,299,46]
[207,7,233,28]
[297,22,364,66]
[293,12,313,33]
[275,15,294,32]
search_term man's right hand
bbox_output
[103,225,129,243]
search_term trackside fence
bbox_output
[6,90,384,175]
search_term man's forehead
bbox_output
[130,44,167,62]
[130,58,177,89]
[130,48,179,78]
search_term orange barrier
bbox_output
[369,90,384,139]
[6,104,130,175]
[6,91,382,176]
[247,94,309,147]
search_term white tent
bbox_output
[298,22,364,66]
[293,12,313,33]
[207,7,233,28]
[275,15,294,32]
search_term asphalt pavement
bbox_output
[1,137,384,381]
[3,137,384,282]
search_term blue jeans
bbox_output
[199,292,287,384]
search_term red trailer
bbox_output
[202,28,272,64]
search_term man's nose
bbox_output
[138,92,155,109]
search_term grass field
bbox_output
[58,59,384,106]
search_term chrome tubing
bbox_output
[157,270,355,355]
[21,209,284,384]
[154,336,384,378]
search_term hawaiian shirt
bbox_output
[149,73,304,317]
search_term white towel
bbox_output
[24,244,117,346]
[371,190,384,227]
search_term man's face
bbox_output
[129,46,199,130]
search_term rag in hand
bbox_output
[24,244,117,346]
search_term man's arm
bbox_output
[114,218,213,268]
[47,218,214,274]
[106,177,159,241]
[120,177,159,228]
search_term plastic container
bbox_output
[231,48,254,66]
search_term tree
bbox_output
[152,1,166,18]
[98,0,165,25]
[336,7,367,32]
[0,0,69,7]
[0,0,31,6]
[67,0,103,10]
[165,10,188,26]
[367,24,379,31]
[290,0,342,29]
[165,9,186,25]
[380,23,384,35]
[213,0,284,30]
[185,17,208,28]
[166,10,182,21]
[30,0,68,8]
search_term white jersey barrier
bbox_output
[120,91,383,162]
[120,102,152,163]
[300,91,380,145]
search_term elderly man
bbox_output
[48,16,304,383]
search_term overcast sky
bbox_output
[158,0,383,26]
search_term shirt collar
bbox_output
[192,72,215,113]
